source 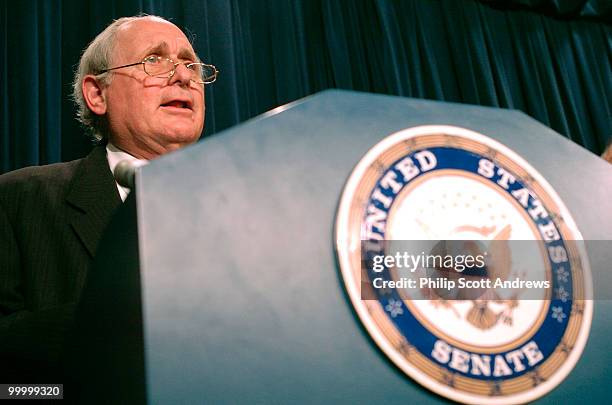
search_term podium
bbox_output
[87,90,612,404]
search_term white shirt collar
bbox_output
[106,143,146,202]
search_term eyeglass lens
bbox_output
[143,58,216,83]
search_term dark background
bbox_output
[1,0,610,173]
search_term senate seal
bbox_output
[335,125,592,404]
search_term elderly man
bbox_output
[0,15,215,382]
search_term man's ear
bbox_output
[82,75,107,115]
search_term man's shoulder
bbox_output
[0,158,84,195]
[0,146,110,203]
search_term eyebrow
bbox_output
[143,41,198,61]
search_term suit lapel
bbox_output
[66,145,122,258]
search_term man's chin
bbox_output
[159,128,201,146]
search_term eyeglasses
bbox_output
[98,55,219,84]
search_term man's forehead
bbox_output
[115,18,195,57]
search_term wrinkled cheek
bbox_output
[198,110,205,129]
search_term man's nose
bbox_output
[169,62,192,86]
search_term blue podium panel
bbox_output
[135,90,612,404]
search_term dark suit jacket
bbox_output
[0,145,121,381]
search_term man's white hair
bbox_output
[72,15,170,142]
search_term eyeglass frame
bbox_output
[97,55,219,84]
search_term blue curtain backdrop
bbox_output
[1,0,610,173]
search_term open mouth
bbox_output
[161,100,192,110]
